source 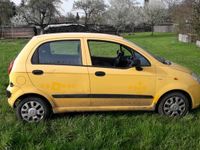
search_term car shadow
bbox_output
[50,107,200,121]
[190,108,200,116]
[50,111,156,120]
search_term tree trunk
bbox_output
[84,13,88,27]
[1,25,3,39]
[151,24,154,36]
[116,27,120,35]
[40,27,44,34]
[131,25,135,34]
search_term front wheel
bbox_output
[16,97,51,123]
[158,92,190,117]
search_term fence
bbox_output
[0,24,172,39]
[154,24,175,33]
[0,26,35,39]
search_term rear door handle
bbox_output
[95,71,106,77]
[32,70,44,75]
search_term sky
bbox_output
[11,0,144,15]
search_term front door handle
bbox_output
[95,71,106,77]
[32,70,44,75]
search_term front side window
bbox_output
[32,40,82,65]
[88,40,150,68]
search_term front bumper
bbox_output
[189,84,200,109]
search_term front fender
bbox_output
[153,82,195,108]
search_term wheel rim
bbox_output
[163,96,186,117]
[21,101,45,122]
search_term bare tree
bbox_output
[73,0,107,26]
[192,0,200,37]
[162,0,182,8]
[106,0,138,34]
[171,0,193,34]
[0,0,16,25]
[144,3,167,35]
[65,12,76,23]
[19,0,63,34]
[161,0,182,22]
[76,13,80,23]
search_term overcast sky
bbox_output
[11,0,144,15]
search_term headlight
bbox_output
[192,73,200,84]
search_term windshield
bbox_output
[124,39,172,65]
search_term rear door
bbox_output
[26,39,91,108]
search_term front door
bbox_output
[27,39,90,107]
[86,40,156,107]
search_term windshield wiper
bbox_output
[156,56,171,65]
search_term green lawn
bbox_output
[1,33,200,150]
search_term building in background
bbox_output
[144,0,163,7]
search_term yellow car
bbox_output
[7,33,200,122]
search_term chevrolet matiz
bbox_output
[6,33,200,122]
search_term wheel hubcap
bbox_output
[28,108,37,116]
[21,101,45,122]
[163,96,186,117]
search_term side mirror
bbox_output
[134,59,143,71]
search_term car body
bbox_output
[6,33,200,122]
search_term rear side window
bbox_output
[32,40,82,65]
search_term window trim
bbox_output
[31,40,83,66]
[87,40,151,69]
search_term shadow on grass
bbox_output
[190,107,200,115]
[49,106,200,122]
[50,111,157,120]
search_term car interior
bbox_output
[31,40,150,68]
[32,41,82,65]
[89,41,141,68]
[89,41,151,68]
[91,49,133,68]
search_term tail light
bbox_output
[8,60,15,75]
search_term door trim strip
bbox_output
[52,94,153,99]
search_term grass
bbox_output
[1,33,200,149]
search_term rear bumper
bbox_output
[6,85,22,108]
[6,90,11,98]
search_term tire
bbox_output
[16,97,51,123]
[158,92,190,117]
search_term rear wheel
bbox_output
[16,97,51,123]
[158,92,190,117]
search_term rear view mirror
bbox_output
[134,59,143,71]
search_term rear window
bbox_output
[32,40,82,65]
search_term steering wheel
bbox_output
[127,54,137,67]
[114,50,124,67]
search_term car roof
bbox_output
[33,33,123,40]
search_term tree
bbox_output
[162,0,182,8]
[0,0,16,25]
[73,0,107,26]
[171,0,193,34]
[21,0,25,6]
[76,12,80,23]
[192,0,200,37]
[144,3,167,35]
[65,12,80,24]
[106,0,138,34]
[66,12,76,23]
[127,7,144,33]
[19,0,62,34]
[161,0,182,23]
